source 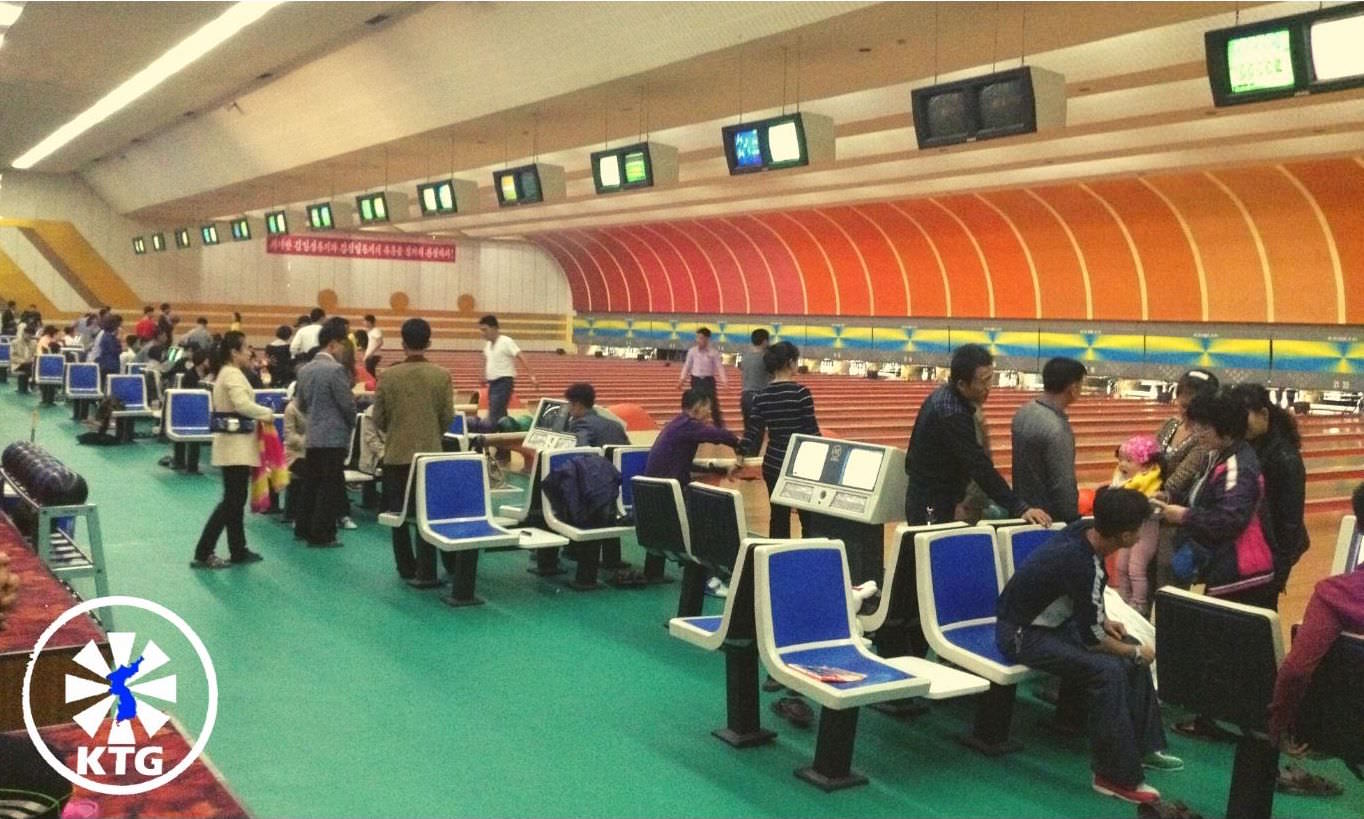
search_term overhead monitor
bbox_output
[720,112,834,175]
[174,228,191,249]
[493,163,565,207]
[306,202,334,230]
[356,192,389,224]
[911,66,1065,148]
[150,233,166,252]
[230,217,251,241]
[1206,5,1364,106]
[132,237,146,255]
[771,434,908,524]
[265,210,289,236]
[590,142,678,194]
[418,180,456,215]
[200,225,220,246]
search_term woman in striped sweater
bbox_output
[738,341,820,539]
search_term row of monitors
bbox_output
[1208,3,1364,106]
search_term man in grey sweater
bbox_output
[293,317,356,547]
[739,328,771,430]
[1010,357,1086,523]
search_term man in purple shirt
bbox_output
[642,388,740,579]
[677,327,729,427]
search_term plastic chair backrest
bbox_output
[254,390,289,414]
[66,363,100,392]
[997,524,1064,578]
[168,390,211,430]
[108,374,146,408]
[924,529,1003,628]
[419,455,489,523]
[760,541,853,650]
[613,447,650,513]
[37,354,65,381]
[631,477,691,560]
[685,483,747,576]
[448,414,467,436]
[0,342,10,364]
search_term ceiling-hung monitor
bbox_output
[229,217,255,241]
[720,112,834,175]
[199,224,220,246]
[911,66,1066,148]
[150,233,166,252]
[356,192,388,224]
[493,163,566,207]
[1206,3,1364,106]
[415,178,479,216]
[590,142,679,194]
[174,228,192,249]
[132,237,146,255]
[265,210,290,236]
[306,202,335,231]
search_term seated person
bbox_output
[1266,482,1364,796]
[119,334,139,369]
[996,486,1181,806]
[642,388,740,587]
[564,383,628,447]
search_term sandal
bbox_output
[1173,716,1233,742]
[609,569,648,588]
[1276,764,1343,797]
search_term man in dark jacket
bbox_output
[904,344,1051,526]
[564,383,629,447]
[292,317,356,548]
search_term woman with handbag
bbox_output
[191,331,276,569]
[1157,386,1277,741]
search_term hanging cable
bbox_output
[933,3,941,83]
[991,1,1000,73]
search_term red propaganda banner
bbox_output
[265,234,456,263]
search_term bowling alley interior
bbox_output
[2,1,1364,817]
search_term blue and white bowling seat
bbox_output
[35,353,65,385]
[163,389,213,443]
[610,445,650,519]
[63,362,102,401]
[995,523,1066,579]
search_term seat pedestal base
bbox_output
[442,594,485,608]
[528,547,566,576]
[712,727,776,749]
[959,681,1022,756]
[796,707,867,791]
[676,562,707,619]
[1227,733,1278,819]
[716,646,771,749]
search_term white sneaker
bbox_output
[705,577,729,598]
[1092,774,1160,804]
[339,516,358,530]
[852,581,879,604]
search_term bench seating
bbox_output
[917,526,1037,755]
[753,539,934,791]
[633,477,703,617]
[412,453,518,607]
[106,374,156,443]
[539,447,634,591]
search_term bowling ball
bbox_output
[1078,487,1096,516]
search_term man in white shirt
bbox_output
[479,314,538,423]
[290,307,326,361]
[677,327,728,427]
[362,314,384,377]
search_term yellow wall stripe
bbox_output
[1203,171,1275,323]
[1137,177,1210,321]
[1276,164,1346,325]
[974,193,1042,319]
[1078,182,1150,321]
[1024,189,1094,320]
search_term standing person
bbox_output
[643,388,741,585]
[1152,369,1220,589]
[739,329,771,431]
[904,344,1051,526]
[11,323,35,394]
[479,314,539,425]
[1010,357,1087,524]
[229,312,242,333]
[676,327,728,427]
[170,348,211,474]
[134,306,157,342]
[373,318,454,585]
[93,315,123,386]
[996,487,1180,806]
[190,332,273,569]
[737,341,819,539]
[156,303,174,338]
[292,318,355,548]
[265,325,294,388]
[1233,383,1310,594]
[179,317,213,352]
[290,308,325,362]
[564,383,629,447]
[362,314,384,378]
[1,300,15,335]
[1157,387,1277,741]
[1109,435,1165,617]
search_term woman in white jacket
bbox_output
[191,332,276,569]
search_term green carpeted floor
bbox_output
[3,390,1360,818]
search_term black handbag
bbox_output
[210,413,258,434]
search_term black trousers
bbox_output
[294,447,346,545]
[173,442,202,471]
[382,464,456,580]
[72,398,92,421]
[764,470,810,539]
[39,383,57,405]
[15,364,31,393]
[194,465,252,560]
[283,459,305,520]
[691,376,724,428]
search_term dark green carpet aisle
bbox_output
[2,391,1359,817]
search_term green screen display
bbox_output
[266,213,287,235]
[231,219,250,240]
[360,199,373,221]
[309,205,332,229]
[623,152,648,184]
[1227,29,1296,93]
[499,174,518,202]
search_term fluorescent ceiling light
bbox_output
[10,1,283,169]
[1311,14,1364,82]
[0,3,23,28]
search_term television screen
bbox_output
[308,204,333,229]
[1227,29,1296,93]
[499,173,518,203]
[265,211,288,235]
[230,219,250,241]
[732,128,762,168]
[132,237,145,255]
[421,186,438,213]
[790,440,830,481]
[175,228,191,249]
[978,77,1031,133]
[840,448,884,492]
[597,155,622,189]
[1310,15,1364,81]
[151,233,166,252]
[518,169,541,202]
[767,120,803,165]
[417,180,456,215]
[924,89,974,141]
[360,198,374,221]
[623,151,649,184]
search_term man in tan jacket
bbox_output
[373,318,455,586]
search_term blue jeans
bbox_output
[997,620,1166,787]
[488,377,514,424]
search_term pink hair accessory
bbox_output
[1118,434,1161,466]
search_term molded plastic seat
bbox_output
[443,413,469,451]
[63,362,102,399]
[0,342,11,369]
[996,523,1066,578]
[611,445,650,518]
[343,413,378,484]
[858,521,967,641]
[164,389,213,442]
[1331,514,1361,576]
[539,447,633,541]
[253,389,289,414]
[414,454,517,552]
[35,354,65,385]
[106,374,152,415]
[122,361,148,376]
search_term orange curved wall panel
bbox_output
[529,157,1363,325]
